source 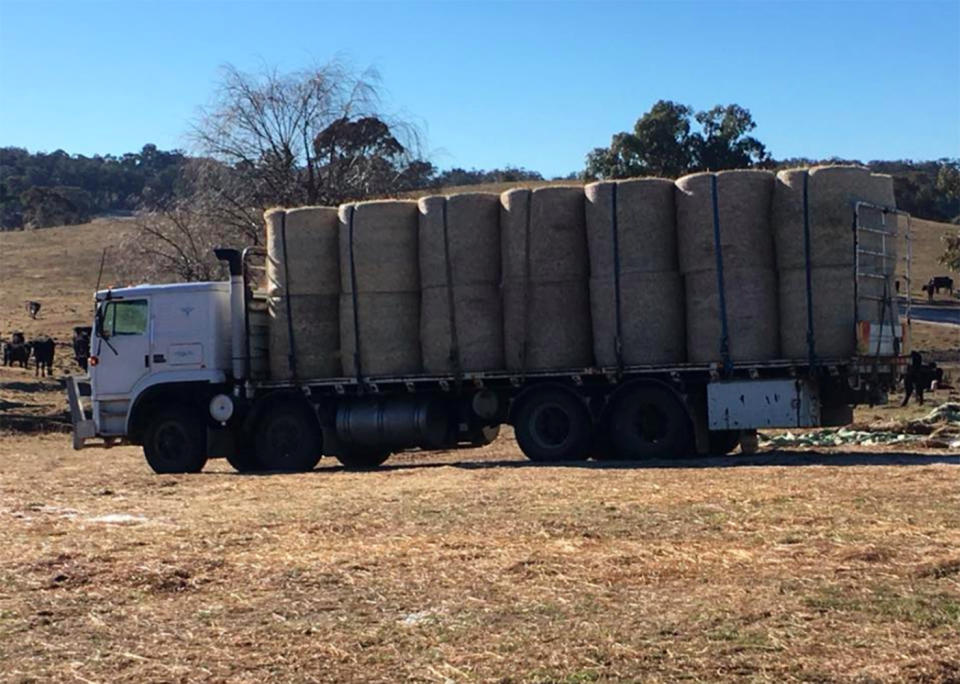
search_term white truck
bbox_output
[67,205,912,474]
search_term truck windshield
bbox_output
[100,300,148,337]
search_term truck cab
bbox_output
[69,281,235,470]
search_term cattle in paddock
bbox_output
[930,276,954,294]
[922,276,955,301]
[30,336,55,377]
[2,332,29,369]
[73,327,92,372]
[25,301,41,319]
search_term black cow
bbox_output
[931,276,954,294]
[25,301,41,319]
[2,332,29,369]
[73,326,91,372]
[30,336,55,377]
[901,351,944,406]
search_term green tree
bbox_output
[584,101,768,180]
[936,160,960,221]
[585,100,694,179]
[940,232,960,272]
[691,104,769,170]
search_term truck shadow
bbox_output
[224,451,958,476]
[374,451,960,472]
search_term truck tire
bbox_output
[335,450,390,470]
[143,409,208,474]
[254,402,322,472]
[708,430,741,455]
[514,388,592,462]
[607,385,693,460]
[226,439,259,473]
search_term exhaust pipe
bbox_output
[214,248,247,382]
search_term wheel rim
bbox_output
[531,403,572,449]
[631,402,669,444]
[155,421,190,462]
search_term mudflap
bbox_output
[65,375,96,450]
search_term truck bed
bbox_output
[252,355,901,397]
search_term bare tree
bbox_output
[119,198,235,283]
[125,60,432,282]
[191,61,425,209]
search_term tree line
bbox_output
[0,144,184,229]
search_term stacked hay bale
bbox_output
[339,200,421,376]
[675,170,779,363]
[419,193,503,373]
[266,207,341,379]
[772,166,897,359]
[585,178,684,366]
[501,187,593,370]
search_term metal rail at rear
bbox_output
[854,201,911,359]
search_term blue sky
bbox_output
[0,0,957,177]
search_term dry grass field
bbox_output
[0,207,958,681]
[1,431,958,682]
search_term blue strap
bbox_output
[279,212,298,380]
[610,183,624,373]
[710,175,732,375]
[347,205,363,383]
[802,171,817,369]
[441,198,462,380]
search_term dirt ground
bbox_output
[0,428,958,683]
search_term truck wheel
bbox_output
[514,388,592,462]
[143,409,208,474]
[255,403,322,472]
[708,430,741,455]
[608,385,693,460]
[335,450,390,470]
[226,439,260,473]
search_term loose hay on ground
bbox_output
[0,431,957,682]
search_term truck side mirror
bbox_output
[95,305,108,338]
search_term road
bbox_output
[901,303,960,326]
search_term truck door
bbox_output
[91,298,151,397]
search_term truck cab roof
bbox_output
[96,281,228,302]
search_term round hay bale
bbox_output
[675,170,775,274]
[266,206,339,296]
[337,200,421,377]
[778,266,855,359]
[418,193,503,373]
[264,207,341,380]
[419,193,501,286]
[501,187,589,282]
[502,280,593,370]
[585,177,677,276]
[340,292,421,377]
[590,271,685,366]
[269,293,341,380]
[772,166,897,270]
[339,200,419,292]
[248,301,270,380]
[501,187,592,370]
[421,284,503,372]
[685,267,779,363]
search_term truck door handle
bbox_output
[145,355,150,368]
[152,354,166,363]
